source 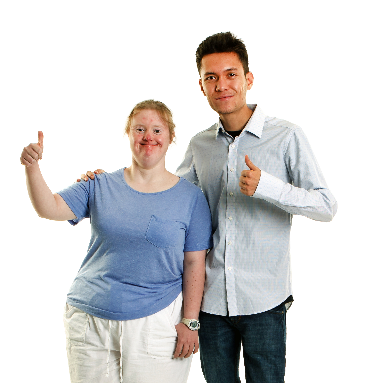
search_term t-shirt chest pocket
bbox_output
[145,215,186,249]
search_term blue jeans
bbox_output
[199,304,286,383]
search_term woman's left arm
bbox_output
[173,250,206,359]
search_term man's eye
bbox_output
[228,73,236,77]
[154,129,161,134]
[205,76,215,81]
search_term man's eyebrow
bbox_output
[224,67,239,72]
[203,67,239,76]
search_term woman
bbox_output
[20,100,212,383]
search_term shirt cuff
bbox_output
[253,170,285,202]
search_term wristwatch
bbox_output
[181,318,200,331]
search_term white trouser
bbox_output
[63,293,192,383]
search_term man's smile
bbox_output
[215,95,234,101]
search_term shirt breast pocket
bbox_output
[145,215,185,249]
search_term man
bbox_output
[80,32,337,382]
[175,32,337,383]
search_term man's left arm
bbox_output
[240,128,337,222]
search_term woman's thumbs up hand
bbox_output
[21,131,44,167]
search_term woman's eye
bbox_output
[154,129,161,134]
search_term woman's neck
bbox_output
[124,163,179,193]
[127,161,166,181]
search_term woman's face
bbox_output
[128,109,173,170]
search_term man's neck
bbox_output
[219,105,253,132]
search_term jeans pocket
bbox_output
[63,304,88,344]
[269,303,285,315]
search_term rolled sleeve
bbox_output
[253,170,284,201]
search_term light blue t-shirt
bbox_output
[57,168,212,320]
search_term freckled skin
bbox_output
[128,110,173,170]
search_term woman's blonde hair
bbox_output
[125,100,176,142]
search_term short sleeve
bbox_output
[57,180,93,225]
[184,189,212,252]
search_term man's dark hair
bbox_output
[196,32,249,75]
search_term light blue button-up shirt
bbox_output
[176,105,337,316]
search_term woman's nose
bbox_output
[143,132,153,141]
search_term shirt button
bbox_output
[228,267,232,271]
[228,241,232,245]
[228,216,233,220]
[230,168,234,172]
[231,144,236,149]
[229,192,234,196]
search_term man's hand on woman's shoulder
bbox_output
[77,169,106,182]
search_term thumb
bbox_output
[38,131,44,148]
[245,155,256,170]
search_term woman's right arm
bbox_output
[21,131,76,221]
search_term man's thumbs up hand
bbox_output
[239,155,261,196]
[244,155,257,170]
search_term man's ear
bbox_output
[199,78,206,96]
[245,72,255,90]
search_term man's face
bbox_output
[199,52,253,116]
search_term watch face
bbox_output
[190,321,198,329]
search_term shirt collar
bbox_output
[216,104,265,139]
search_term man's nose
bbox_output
[216,78,228,91]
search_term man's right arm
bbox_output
[77,142,199,184]
[77,169,105,182]
[77,157,197,184]
[175,142,199,186]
